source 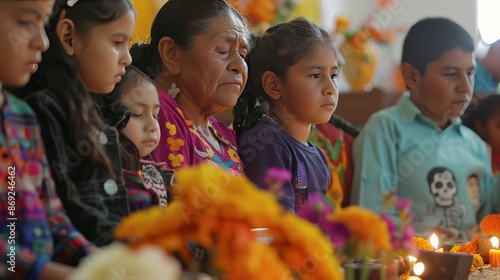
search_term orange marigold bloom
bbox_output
[480,214,500,235]
[247,0,276,23]
[459,236,479,254]
[329,206,392,258]
[336,15,350,33]
[412,236,433,250]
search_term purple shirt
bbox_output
[238,117,330,212]
[153,90,243,176]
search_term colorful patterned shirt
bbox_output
[0,92,90,280]
[123,159,172,211]
[153,89,243,176]
[309,122,355,208]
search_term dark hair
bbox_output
[426,167,456,186]
[110,66,155,171]
[233,17,336,139]
[463,95,500,142]
[21,0,134,174]
[402,17,474,75]
[130,0,247,79]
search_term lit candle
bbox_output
[430,233,443,252]
[407,262,424,280]
[408,255,416,264]
[490,236,500,267]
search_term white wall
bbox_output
[319,0,477,92]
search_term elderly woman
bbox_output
[131,0,249,176]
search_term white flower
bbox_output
[70,243,181,280]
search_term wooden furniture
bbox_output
[334,88,401,127]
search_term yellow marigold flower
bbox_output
[400,263,413,280]
[480,214,500,236]
[412,237,433,250]
[450,245,462,253]
[115,163,343,279]
[167,137,184,151]
[165,122,177,135]
[471,254,484,272]
[168,153,184,167]
[329,206,392,258]
[228,148,240,163]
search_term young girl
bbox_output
[0,1,92,279]
[21,0,136,246]
[463,95,500,177]
[103,66,171,211]
[233,17,340,213]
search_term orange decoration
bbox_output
[480,214,500,236]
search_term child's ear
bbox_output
[262,71,283,100]
[56,16,76,56]
[158,37,180,75]
[401,62,420,90]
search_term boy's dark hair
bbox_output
[402,17,474,75]
[233,17,336,139]
[19,0,134,174]
[130,0,247,79]
[110,66,156,171]
[463,95,500,141]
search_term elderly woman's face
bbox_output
[177,14,249,113]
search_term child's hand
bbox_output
[395,256,411,274]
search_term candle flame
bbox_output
[413,262,425,276]
[492,236,499,250]
[430,233,439,250]
[408,255,416,264]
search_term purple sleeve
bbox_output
[239,136,295,212]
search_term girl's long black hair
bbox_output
[18,0,134,174]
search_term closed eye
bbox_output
[131,113,142,118]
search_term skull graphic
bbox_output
[429,169,457,207]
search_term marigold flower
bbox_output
[480,214,500,236]
[459,236,479,254]
[412,236,433,250]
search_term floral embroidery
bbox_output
[168,153,184,168]
[227,148,240,163]
[175,108,193,126]
[166,137,184,151]
[165,122,177,136]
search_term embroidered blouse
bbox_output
[0,92,90,280]
[153,89,243,176]
[123,159,172,211]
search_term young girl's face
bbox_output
[279,43,339,125]
[73,10,135,94]
[121,77,161,158]
[0,0,53,87]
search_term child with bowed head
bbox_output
[20,0,136,246]
[351,17,495,240]
[102,66,172,211]
[463,95,500,178]
[130,0,249,176]
[234,17,340,213]
[0,1,93,279]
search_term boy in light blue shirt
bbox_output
[351,18,495,240]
